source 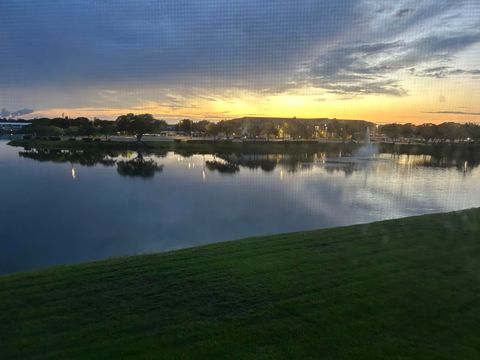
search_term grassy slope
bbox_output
[1,209,480,359]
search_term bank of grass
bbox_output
[1,208,480,359]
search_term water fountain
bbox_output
[323,126,380,169]
[355,126,378,158]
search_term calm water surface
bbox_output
[1,138,479,274]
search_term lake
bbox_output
[1,138,479,274]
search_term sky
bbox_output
[0,0,479,123]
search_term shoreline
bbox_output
[1,207,477,278]
[7,137,361,153]
[7,138,480,160]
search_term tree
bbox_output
[328,119,345,141]
[216,120,238,139]
[130,114,155,141]
[78,123,95,138]
[178,119,194,134]
[25,125,63,137]
[71,117,90,127]
[380,124,402,142]
[50,117,70,129]
[248,121,263,139]
[115,113,135,133]
[438,122,468,143]
[115,113,155,141]
[401,123,416,140]
[152,120,167,133]
[205,122,220,140]
[94,119,116,140]
[465,123,480,141]
[65,126,81,137]
[30,118,51,127]
[416,124,437,143]
[261,121,278,140]
[343,122,359,142]
[193,120,211,134]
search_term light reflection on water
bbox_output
[0,139,479,274]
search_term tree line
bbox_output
[379,122,480,143]
[3,114,480,143]
[6,114,374,142]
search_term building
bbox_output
[0,122,32,131]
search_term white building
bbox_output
[0,122,31,131]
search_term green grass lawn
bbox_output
[1,209,480,359]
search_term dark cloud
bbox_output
[410,66,480,78]
[425,111,480,116]
[302,30,480,96]
[411,33,480,59]
[0,108,34,117]
[304,41,407,96]
[0,0,479,109]
[0,0,360,90]
[373,33,480,71]
[396,8,414,17]
[321,80,408,97]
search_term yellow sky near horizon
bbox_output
[27,79,480,124]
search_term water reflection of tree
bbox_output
[213,153,319,174]
[382,144,480,172]
[381,144,480,171]
[19,148,165,178]
[117,154,163,178]
[209,145,480,176]
[402,157,476,173]
[19,149,117,167]
[17,143,480,181]
[323,163,357,177]
[282,154,316,173]
[205,161,240,174]
[215,154,277,172]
